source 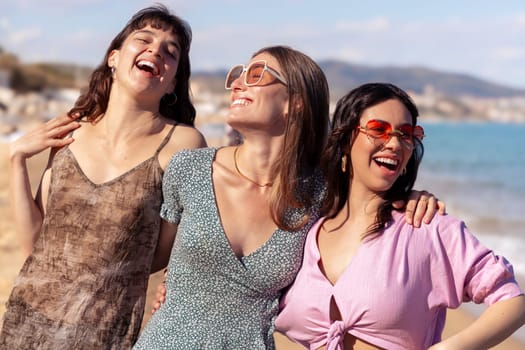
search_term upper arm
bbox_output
[151,219,178,273]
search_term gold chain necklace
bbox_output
[233,146,273,187]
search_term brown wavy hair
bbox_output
[321,82,424,235]
[251,46,330,231]
[69,4,195,125]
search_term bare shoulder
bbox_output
[170,123,207,149]
[159,123,207,169]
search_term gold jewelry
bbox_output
[341,154,348,173]
[233,146,273,187]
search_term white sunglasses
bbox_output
[225,60,287,89]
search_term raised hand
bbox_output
[9,114,81,160]
[394,190,446,228]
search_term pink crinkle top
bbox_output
[275,211,523,350]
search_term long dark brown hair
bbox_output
[321,82,424,235]
[69,4,195,125]
[251,46,330,231]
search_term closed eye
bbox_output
[165,46,179,59]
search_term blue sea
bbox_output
[415,121,525,281]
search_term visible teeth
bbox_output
[375,157,398,165]
[232,99,250,106]
[137,60,159,75]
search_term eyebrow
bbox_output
[134,29,181,51]
[367,117,412,126]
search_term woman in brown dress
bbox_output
[0,4,205,349]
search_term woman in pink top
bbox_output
[275,82,525,349]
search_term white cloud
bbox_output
[335,17,390,33]
[8,28,42,46]
[492,47,525,61]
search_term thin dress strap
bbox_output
[154,124,177,157]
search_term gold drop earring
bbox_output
[341,154,348,173]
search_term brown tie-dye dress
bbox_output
[0,126,176,350]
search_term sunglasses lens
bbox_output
[366,120,391,140]
[397,125,415,140]
[246,63,265,85]
[225,65,244,89]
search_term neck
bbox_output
[326,185,384,238]
[96,104,164,143]
[233,145,275,187]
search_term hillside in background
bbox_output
[0,48,92,92]
[192,61,525,101]
[319,60,525,101]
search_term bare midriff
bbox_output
[316,333,384,350]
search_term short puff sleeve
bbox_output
[160,151,186,224]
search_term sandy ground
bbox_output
[0,138,523,349]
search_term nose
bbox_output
[383,131,404,150]
[147,42,163,57]
[229,73,246,90]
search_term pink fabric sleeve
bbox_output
[430,217,523,308]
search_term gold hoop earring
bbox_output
[341,155,348,173]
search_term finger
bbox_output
[47,120,81,139]
[55,125,81,140]
[154,292,166,302]
[48,136,76,149]
[437,200,446,215]
[156,283,166,294]
[151,301,160,314]
[391,199,404,209]
[422,196,438,224]
[404,191,424,225]
[412,193,430,228]
[46,114,78,128]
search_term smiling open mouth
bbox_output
[374,157,398,171]
[136,60,159,75]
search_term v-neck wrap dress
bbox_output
[134,147,325,349]
[0,126,176,349]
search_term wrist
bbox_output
[8,143,28,163]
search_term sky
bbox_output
[1,0,525,89]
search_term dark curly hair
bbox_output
[69,4,195,125]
